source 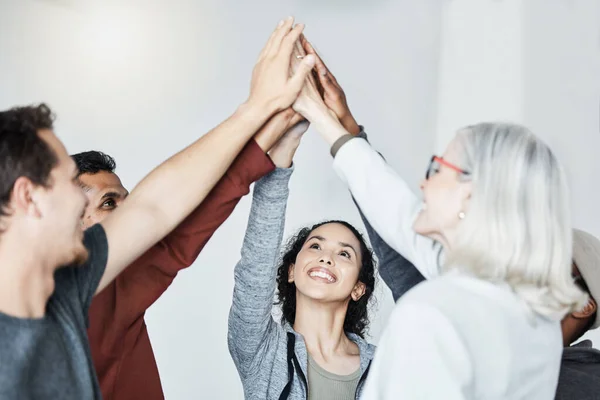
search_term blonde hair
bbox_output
[446,122,587,320]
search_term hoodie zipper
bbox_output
[292,353,309,397]
[355,361,372,399]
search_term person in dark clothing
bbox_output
[72,107,297,400]
[555,229,600,400]
[0,19,316,399]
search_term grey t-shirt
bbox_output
[0,224,108,399]
[307,354,361,400]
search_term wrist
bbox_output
[269,142,301,168]
[237,100,274,125]
[310,110,349,146]
[340,115,360,136]
[270,152,296,169]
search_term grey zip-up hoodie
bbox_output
[228,167,376,400]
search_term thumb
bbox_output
[287,54,316,95]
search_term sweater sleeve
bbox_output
[332,137,442,279]
[350,128,426,301]
[88,139,275,331]
[361,302,473,399]
[228,167,293,378]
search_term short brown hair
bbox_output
[0,103,59,217]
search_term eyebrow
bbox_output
[101,191,129,200]
[306,235,358,256]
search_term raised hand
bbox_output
[246,17,316,117]
[300,35,361,135]
[290,39,331,121]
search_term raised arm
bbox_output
[228,115,307,378]
[97,110,305,325]
[96,18,317,294]
[352,134,425,301]
[227,167,292,377]
[292,36,441,279]
[294,38,435,286]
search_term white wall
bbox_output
[0,0,598,398]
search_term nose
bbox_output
[319,252,333,266]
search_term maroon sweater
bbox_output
[87,140,275,400]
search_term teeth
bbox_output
[309,270,335,282]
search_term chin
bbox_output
[413,219,439,240]
[412,214,429,236]
[296,283,331,301]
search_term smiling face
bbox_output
[36,130,90,267]
[288,222,366,304]
[78,171,129,229]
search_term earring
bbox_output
[458,211,466,220]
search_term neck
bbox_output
[561,316,584,347]
[293,291,355,358]
[0,232,56,318]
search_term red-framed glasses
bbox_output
[425,156,470,180]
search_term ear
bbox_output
[288,264,295,283]
[351,281,366,302]
[572,297,597,320]
[458,180,472,214]
[10,177,42,218]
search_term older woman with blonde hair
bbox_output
[291,37,587,399]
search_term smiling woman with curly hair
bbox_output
[275,220,376,339]
[227,119,378,400]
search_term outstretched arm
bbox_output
[295,38,429,291]
[228,115,308,378]
[92,110,306,325]
[291,37,441,279]
[96,18,316,294]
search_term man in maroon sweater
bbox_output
[73,109,308,400]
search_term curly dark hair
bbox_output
[275,220,376,338]
[71,151,117,178]
[0,103,58,218]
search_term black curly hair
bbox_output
[275,220,376,338]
